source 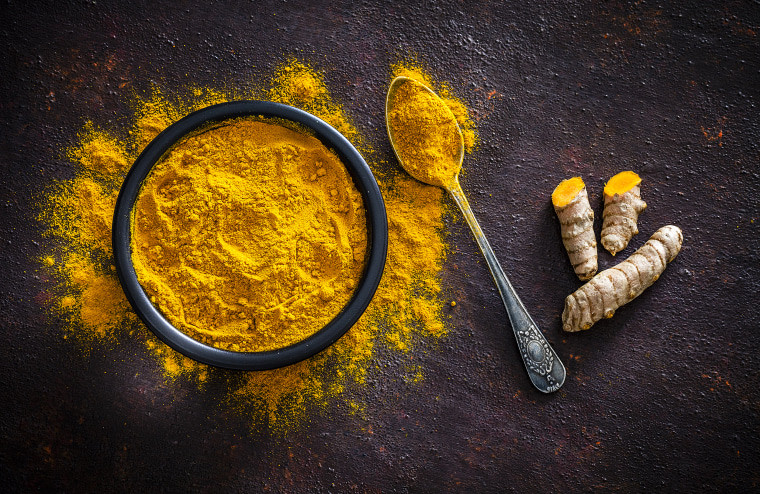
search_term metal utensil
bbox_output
[386,76,565,393]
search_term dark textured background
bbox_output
[1,0,759,492]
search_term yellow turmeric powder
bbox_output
[37,59,477,434]
[387,78,463,187]
[38,127,136,340]
[131,118,367,352]
[390,61,477,153]
[268,60,358,143]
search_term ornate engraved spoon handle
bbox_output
[447,179,566,393]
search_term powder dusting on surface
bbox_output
[37,59,477,433]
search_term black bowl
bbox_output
[112,101,387,370]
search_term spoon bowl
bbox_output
[386,76,566,393]
[386,76,464,188]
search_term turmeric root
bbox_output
[562,225,683,332]
[552,177,597,280]
[601,171,647,255]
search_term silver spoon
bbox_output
[386,76,565,393]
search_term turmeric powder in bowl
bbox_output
[113,101,387,369]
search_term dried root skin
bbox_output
[562,225,683,332]
[553,181,598,280]
[601,173,647,255]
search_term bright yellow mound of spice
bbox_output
[387,78,463,188]
[131,118,367,352]
[390,61,477,153]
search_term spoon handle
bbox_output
[447,180,566,393]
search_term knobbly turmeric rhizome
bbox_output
[112,101,387,370]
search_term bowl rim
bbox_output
[112,100,387,370]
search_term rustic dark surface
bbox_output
[2,0,759,492]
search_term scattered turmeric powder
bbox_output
[268,60,358,143]
[37,59,476,433]
[601,171,647,255]
[131,118,367,352]
[562,225,683,332]
[552,177,598,280]
[39,127,136,341]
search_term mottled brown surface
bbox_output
[1,1,759,492]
